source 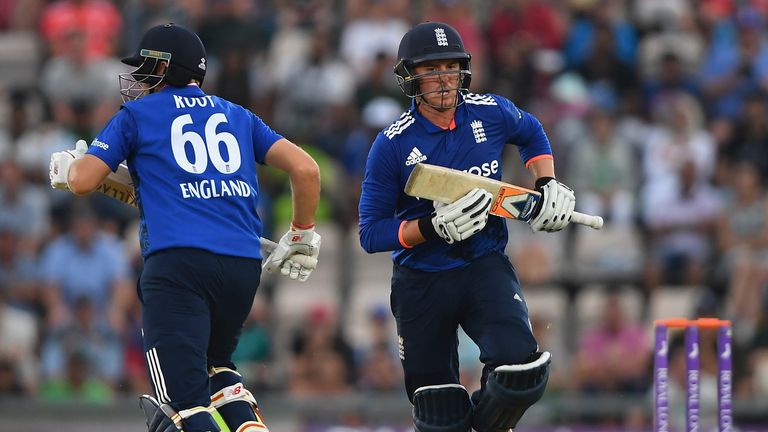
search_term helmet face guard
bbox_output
[119,50,171,102]
[395,57,471,109]
[394,22,473,110]
[119,24,206,102]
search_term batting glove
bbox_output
[49,139,88,190]
[528,177,575,232]
[263,227,321,282]
[418,188,494,244]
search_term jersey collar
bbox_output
[160,84,206,96]
[411,94,466,133]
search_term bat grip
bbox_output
[571,211,604,230]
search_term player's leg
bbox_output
[459,252,549,432]
[207,254,267,432]
[391,263,470,432]
[139,249,220,432]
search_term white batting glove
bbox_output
[49,139,88,190]
[263,227,321,282]
[419,188,494,244]
[528,177,576,232]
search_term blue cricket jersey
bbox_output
[87,84,281,259]
[358,93,553,271]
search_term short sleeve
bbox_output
[88,108,138,172]
[250,112,283,164]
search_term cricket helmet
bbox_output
[119,23,207,101]
[394,21,472,99]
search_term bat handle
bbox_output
[571,211,604,230]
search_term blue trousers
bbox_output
[391,251,538,401]
[139,248,261,412]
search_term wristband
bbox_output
[291,221,316,230]
[417,214,441,242]
[398,220,414,249]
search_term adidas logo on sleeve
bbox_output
[405,147,427,166]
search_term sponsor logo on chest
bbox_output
[405,147,427,166]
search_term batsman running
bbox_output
[48,23,321,432]
[358,22,572,431]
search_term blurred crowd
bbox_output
[1,0,768,428]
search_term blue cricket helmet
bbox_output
[119,23,207,100]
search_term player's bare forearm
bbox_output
[527,157,555,179]
[288,162,321,227]
[264,138,321,227]
[68,155,113,195]
[402,219,428,247]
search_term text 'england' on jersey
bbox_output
[359,93,552,271]
[87,85,282,259]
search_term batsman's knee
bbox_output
[139,394,220,432]
[412,384,473,432]
[472,351,551,432]
[209,366,269,432]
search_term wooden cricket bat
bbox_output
[405,163,603,230]
[97,162,137,208]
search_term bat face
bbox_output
[491,185,539,221]
[97,163,138,207]
[405,163,604,229]
[404,163,541,222]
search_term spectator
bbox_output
[697,5,768,118]
[40,295,122,390]
[356,304,401,393]
[0,89,33,162]
[574,290,650,394]
[720,92,768,180]
[0,357,24,396]
[353,51,403,112]
[0,160,50,251]
[39,348,114,403]
[39,0,122,60]
[289,303,355,395]
[0,227,40,314]
[341,96,403,224]
[641,92,716,209]
[38,203,133,338]
[715,161,768,341]
[487,33,538,108]
[39,30,124,127]
[569,107,637,225]
[563,0,637,73]
[576,22,638,102]
[0,289,39,395]
[488,0,566,55]
[643,160,721,295]
[642,50,700,113]
[0,0,42,30]
[276,25,356,155]
[339,0,408,81]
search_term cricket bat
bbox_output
[97,162,137,207]
[405,163,603,230]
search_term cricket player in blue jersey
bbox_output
[49,23,321,432]
[358,22,577,432]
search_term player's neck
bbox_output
[418,103,456,129]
